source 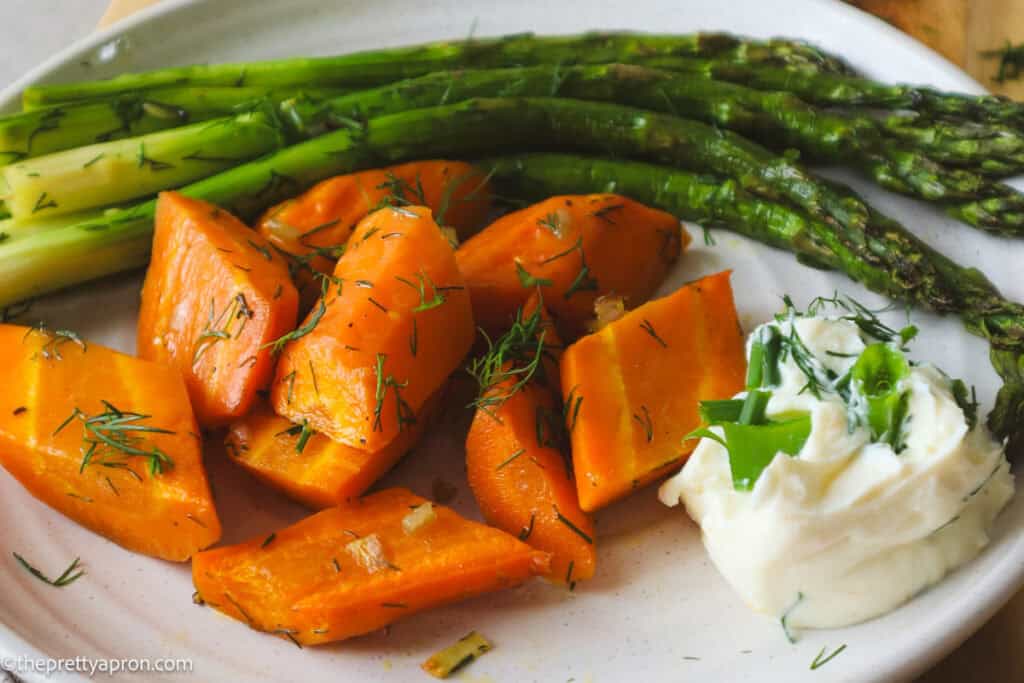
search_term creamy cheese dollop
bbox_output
[659,314,1015,628]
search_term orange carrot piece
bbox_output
[456,194,688,337]
[467,378,595,585]
[257,160,493,276]
[560,271,747,512]
[270,206,474,451]
[137,192,299,427]
[191,488,549,645]
[226,396,437,509]
[0,324,221,561]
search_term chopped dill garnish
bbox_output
[26,325,86,360]
[633,405,653,442]
[372,353,416,433]
[193,293,254,365]
[564,386,583,433]
[780,592,804,644]
[264,285,328,354]
[467,304,551,415]
[247,239,273,261]
[810,644,846,670]
[639,319,668,348]
[275,419,316,454]
[395,270,451,312]
[12,553,85,588]
[261,533,276,548]
[56,400,175,476]
[518,513,536,541]
[496,448,526,470]
[591,203,625,224]
[554,506,593,544]
[515,260,553,288]
[32,192,58,213]
[537,212,563,236]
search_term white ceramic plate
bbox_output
[2,1,1023,681]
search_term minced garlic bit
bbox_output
[421,631,492,679]
[345,533,389,573]
[402,503,437,535]
[590,294,626,331]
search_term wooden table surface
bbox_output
[96,0,1023,680]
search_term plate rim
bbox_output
[0,1,1017,682]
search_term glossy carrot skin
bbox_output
[257,160,493,276]
[456,194,688,337]
[561,271,747,511]
[191,488,549,645]
[138,192,299,427]
[466,379,596,585]
[271,206,474,451]
[225,397,436,509]
[0,324,221,561]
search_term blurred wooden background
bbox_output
[98,0,1024,680]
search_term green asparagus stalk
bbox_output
[478,152,1024,451]
[0,111,284,220]
[0,98,964,319]
[641,57,1024,128]
[0,86,344,163]
[285,64,1024,235]
[881,113,1024,172]
[21,32,848,108]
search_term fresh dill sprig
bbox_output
[467,305,550,414]
[193,293,254,365]
[56,400,175,476]
[275,419,316,454]
[372,353,416,433]
[12,553,85,588]
[810,644,847,670]
[515,260,553,288]
[540,237,599,300]
[780,592,804,644]
[26,324,86,360]
[395,270,452,313]
[805,292,917,349]
[264,284,328,354]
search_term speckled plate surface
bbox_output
[1,1,1023,681]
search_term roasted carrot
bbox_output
[0,324,221,561]
[455,194,688,337]
[191,488,549,645]
[466,379,595,585]
[466,295,592,584]
[137,192,299,427]
[225,396,437,509]
[560,271,747,511]
[257,160,493,277]
[270,206,475,451]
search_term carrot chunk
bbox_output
[191,488,549,645]
[560,271,747,511]
[138,192,299,427]
[0,324,221,561]
[225,396,437,509]
[467,379,596,585]
[270,206,474,451]
[257,160,493,277]
[456,194,688,337]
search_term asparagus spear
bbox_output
[1,111,284,219]
[641,57,1024,128]
[479,152,1024,450]
[0,86,344,163]
[0,98,970,317]
[21,32,848,108]
[285,64,1024,235]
